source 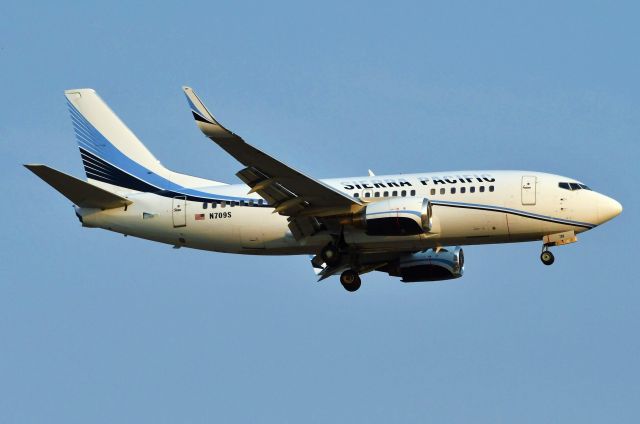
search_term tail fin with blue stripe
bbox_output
[65,89,224,194]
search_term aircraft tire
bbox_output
[340,270,361,292]
[540,251,555,266]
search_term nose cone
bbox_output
[598,195,623,224]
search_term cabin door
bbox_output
[172,196,187,227]
[521,176,537,205]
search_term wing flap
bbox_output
[25,164,132,209]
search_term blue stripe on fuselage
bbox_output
[431,199,596,229]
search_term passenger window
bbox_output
[430,189,436,196]
[410,190,416,196]
[440,188,445,195]
[230,201,235,207]
[392,191,398,197]
[450,187,455,194]
[382,191,387,197]
[221,201,226,208]
[470,187,475,193]
[203,202,208,209]
[480,186,485,192]
[212,202,217,209]
[489,186,494,192]
[374,192,380,198]
[258,199,264,205]
[460,187,466,194]
[365,192,371,198]
[401,190,406,196]
[354,193,359,198]
[559,182,571,190]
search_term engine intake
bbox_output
[389,247,464,282]
[355,197,432,236]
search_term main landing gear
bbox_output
[319,235,361,292]
[340,270,361,292]
[540,247,555,266]
[320,243,341,267]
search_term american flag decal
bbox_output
[195,213,205,220]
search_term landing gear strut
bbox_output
[540,247,555,266]
[340,270,361,292]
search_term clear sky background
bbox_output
[1,1,639,422]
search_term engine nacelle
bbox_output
[355,197,432,236]
[390,247,464,282]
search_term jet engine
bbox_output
[353,197,432,236]
[385,247,464,282]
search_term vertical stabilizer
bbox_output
[65,88,225,193]
[65,89,166,183]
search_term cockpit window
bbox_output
[559,182,592,191]
[569,183,581,191]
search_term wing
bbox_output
[182,87,362,238]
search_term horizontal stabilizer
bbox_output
[25,164,132,209]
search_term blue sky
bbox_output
[1,1,639,422]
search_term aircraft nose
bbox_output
[598,195,623,224]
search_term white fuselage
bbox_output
[77,170,620,255]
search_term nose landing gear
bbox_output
[540,247,555,265]
[340,270,361,292]
[539,231,578,266]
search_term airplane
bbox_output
[25,88,623,292]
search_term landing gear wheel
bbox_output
[321,243,341,267]
[340,270,361,292]
[540,250,555,266]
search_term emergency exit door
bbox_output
[521,176,536,205]
[172,196,187,227]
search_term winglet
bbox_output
[25,164,132,209]
[182,86,238,142]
